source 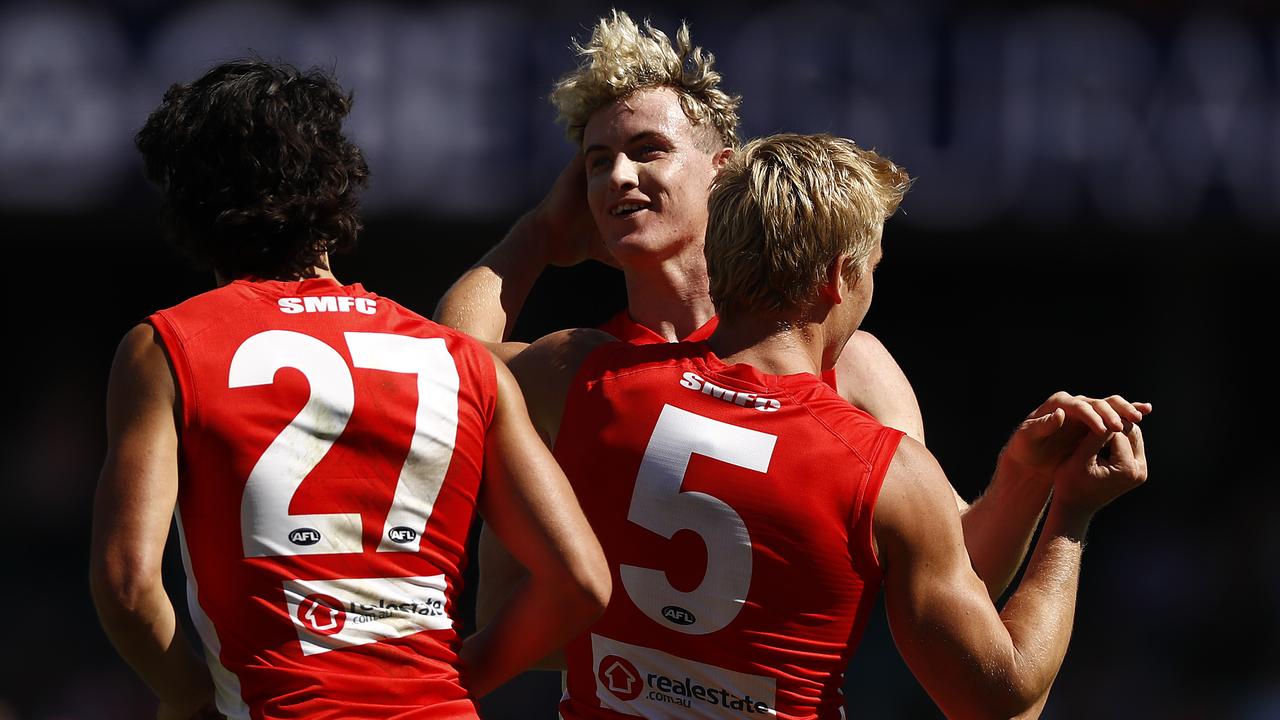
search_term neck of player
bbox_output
[707,311,838,379]
[214,257,339,287]
[621,243,715,341]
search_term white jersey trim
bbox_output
[175,511,252,720]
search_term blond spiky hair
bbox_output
[706,133,912,320]
[550,10,741,148]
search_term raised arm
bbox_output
[434,155,615,342]
[460,354,610,696]
[89,324,219,720]
[875,407,1148,718]
[963,392,1151,598]
[845,333,1154,600]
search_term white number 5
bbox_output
[620,404,776,635]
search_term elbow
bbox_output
[575,553,612,622]
[89,554,164,622]
[953,675,1049,720]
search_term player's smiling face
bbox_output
[582,87,727,265]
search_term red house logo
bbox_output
[298,593,346,636]
[598,655,642,701]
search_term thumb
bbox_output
[1027,407,1066,439]
[1070,426,1112,465]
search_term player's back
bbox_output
[555,341,903,720]
[149,278,493,719]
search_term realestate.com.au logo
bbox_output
[598,655,774,714]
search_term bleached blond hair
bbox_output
[550,10,741,149]
[706,133,911,320]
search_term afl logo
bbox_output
[298,593,345,636]
[661,605,696,626]
[288,528,321,546]
[387,526,418,544]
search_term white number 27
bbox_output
[228,330,459,558]
[620,404,776,635]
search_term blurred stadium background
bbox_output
[0,0,1274,717]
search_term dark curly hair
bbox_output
[136,59,369,280]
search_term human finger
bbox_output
[1126,422,1147,477]
[1070,424,1112,464]
[1103,395,1146,424]
[1031,390,1074,418]
[1025,407,1067,439]
[1085,397,1126,433]
[1055,394,1110,436]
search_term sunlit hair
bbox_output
[136,59,369,280]
[706,133,911,320]
[550,10,740,149]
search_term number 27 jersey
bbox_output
[555,341,902,719]
[149,278,494,719]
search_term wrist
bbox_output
[522,207,561,268]
[1042,501,1094,543]
[994,450,1056,494]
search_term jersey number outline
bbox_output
[620,404,777,635]
[228,330,460,558]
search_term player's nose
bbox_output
[608,153,639,192]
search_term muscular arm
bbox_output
[965,393,1151,598]
[876,412,1148,718]
[460,356,610,696]
[89,324,217,719]
[433,210,551,342]
[434,155,613,342]
[838,333,1147,600]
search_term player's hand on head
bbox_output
[535,153,617,268]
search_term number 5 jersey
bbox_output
[554,341,903,720]
[149,278,494,720]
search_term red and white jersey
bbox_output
[149,278,494,720]
[555,342,902,720]
[599,310,838,390]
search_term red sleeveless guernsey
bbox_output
[554,341,902,719]
[149,278,494,720]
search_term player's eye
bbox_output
[585,154,611,173]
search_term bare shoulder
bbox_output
[875,437,959,545]
[109,323,176,404]
[836,330,925,443]
[511,328,617,382]
[504,327,617,444]
[836,330,901,380]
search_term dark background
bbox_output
[1,1,1274,718]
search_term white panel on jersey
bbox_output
[230,330,363,557]
[345,332,460,554]
[620,404,776,635]
[282,574,452,656]
[589,634,778,718]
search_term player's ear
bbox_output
[820,255,855,305]
[712,146,734,169]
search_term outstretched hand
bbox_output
[534,154,618,269]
